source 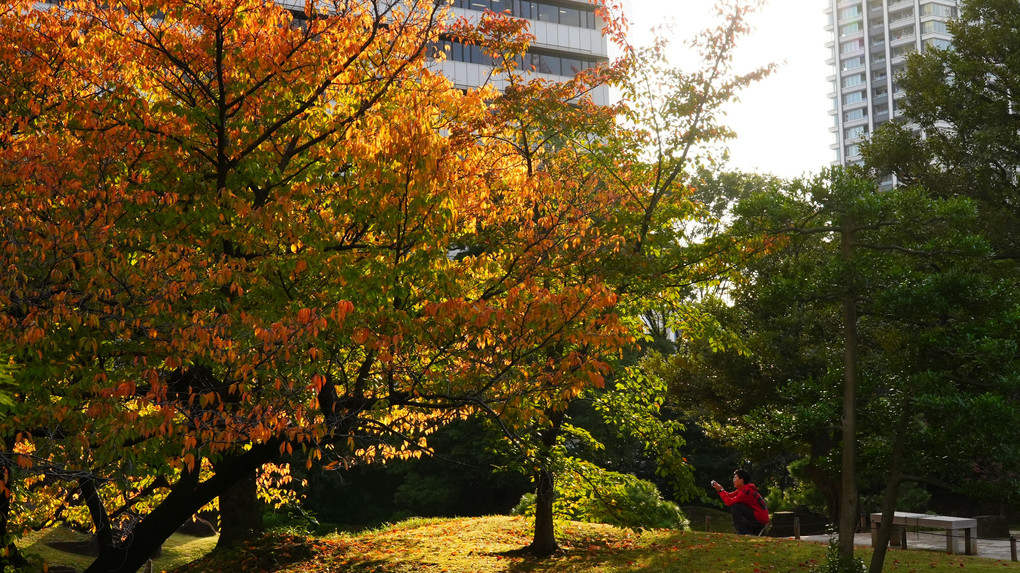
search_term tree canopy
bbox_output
[861,0,1020,259]
[0,0,644,569]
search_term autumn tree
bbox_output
[451,0,775,555]
[0,0,639,570]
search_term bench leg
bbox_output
[946,528,954,554]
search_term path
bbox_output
[793,530,1020,562]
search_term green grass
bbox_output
[16,526,218,572]
[165,515,1020,573]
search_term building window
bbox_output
[430,40,601,75]
[450,0,598,29]
[844,91,865,105]
[891,45,915,58]
[889,8,914,24]
[846,126,867,140]
[921,20,948,34]
[846,143,862,157]
[924,38,952,50]
[842,57,864,71]
[920,3,956,18]
[891,27,915,41]
[839,6,861,20]
[845,108,867,122]
[840,22,861,37]
[842,73,865,88]
[841,39,864,53]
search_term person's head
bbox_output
[733,469,751,487]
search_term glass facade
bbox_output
[446,0,598,29]
[430,40,601,76]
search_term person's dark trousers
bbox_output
[731,504,764,535]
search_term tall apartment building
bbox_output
[825,0,960,167]
[429,0,612,105]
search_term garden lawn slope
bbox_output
[172,515,1020,572]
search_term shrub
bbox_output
[512,459,688,530]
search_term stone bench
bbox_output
[870,511,978,555]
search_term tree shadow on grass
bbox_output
[485,530,653,573]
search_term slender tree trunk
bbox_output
[869,407,910,573]
[1,452,28,569]
[838,215,860,560]
[216,470,263,548]
[529,412,564,556]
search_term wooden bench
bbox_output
[870,512,978,555]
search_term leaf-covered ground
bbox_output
[172,515,1020,573]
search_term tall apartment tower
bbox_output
[825,0,960,167]
[430,0,612,105]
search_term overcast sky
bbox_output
[625,1,833,179]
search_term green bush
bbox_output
[512,459,688,530]
[765,458,828,515]
[859,483,931,516]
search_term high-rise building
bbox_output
[825,0,960,167]
[429,0,612,105]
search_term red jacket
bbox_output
[718,483,769,525]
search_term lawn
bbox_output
[16,526,218,572]
[164,515,1020,573]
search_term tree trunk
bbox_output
[869,407,910,573]
[838,214,860,560]
[216,470,263,548]
[79,477,121,565]
[530,468,558,556]
[82,440,279,573]
[528,412,563,556]
[1,455,28,569]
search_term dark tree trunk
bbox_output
[82,440,279,573]
[838,215,860,561]
[216,470,263,548]
[869,407,910,573]
[528,412,563,556]
[530,468,558,556]
[1,456,28,569]
[79,477,120,565]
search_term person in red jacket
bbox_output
[712,469,769,534]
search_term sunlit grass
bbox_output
[17,525,218,572]
[170,515,1020,573]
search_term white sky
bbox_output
[625,1,834,179]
